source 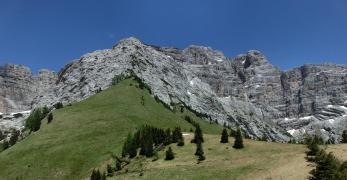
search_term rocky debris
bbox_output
[0,37,346,142]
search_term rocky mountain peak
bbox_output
[1,37,346,143]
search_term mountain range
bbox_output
[0,37,346,142]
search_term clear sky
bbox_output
[0,0,346,73]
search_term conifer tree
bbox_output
[90,169,101,180]
[47,113,53,124]
[233,128,244,149]
[192,124,204,143]
[2,140,9,150]
[195,141,205,161]
[106,164,113,176]
[121,133,132,157]
[164,128,172,145]
[165,146,175,160]
[307,140,320,156]
[342,130,347,143]
[115,159,122,171]
[220,128,229,143]
[310,152,339,180]
[145,132,154,157]
[9,130,20,146]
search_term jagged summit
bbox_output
[0,37,346,142]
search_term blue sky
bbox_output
[0,0,346,73]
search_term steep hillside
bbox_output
[0,78,222,179]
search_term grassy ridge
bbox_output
[0,79,221,179]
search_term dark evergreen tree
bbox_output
[9,130,20,146]
[342,130,347,143]
[192,124,204,144]
[233,128,244,149]
[90,169,102,180]
[2,140,9,150]
[195,141,205,161]
[177,137,185,146]
[121,133,133,157]
[310,152,339,180]
[115,159,122,171]
[54,102,64,109]
[47,113,53,124]
[106,164,113,176]
[165,146,175,160]
[128,137,138,158]
[220,128,229,143]
[25,108,43,132]
[164,128,172,145]
[307,140,320,156]
[41,106,49,119]
[172,127,183,143]
[145,132,154,157]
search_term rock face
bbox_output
[0,64,56,135]
[1,37,346,142]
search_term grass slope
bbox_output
[112,134,311,180]
[0,79,221,179]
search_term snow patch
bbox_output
[255,85,260,88]
[299,116,313,120]
[190,80,194,86]
[242,60,246,64]
[287,129,296,136]
[327,119,335,124]
[167,55,171,58]
[339,106,347,111]
[0,112,3,116]
[182,133,190,136]
[284,117,295,121]
[327,105,334,108]
[187,91,192,95]
[215,58,224,62]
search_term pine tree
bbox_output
[115,159,122,171]
[192,124,204,144]
[307,140,320,156]
[90,169,102,180]
[164,128,172,145]
[220,128,229,143]
[2,140,9,150]
[310,152,339,180]
[128,137,138,158]
[177,137,185,146]
[233,128,244,149]
[121,133,132,157]
[9,130,20,146]
[342,130,347,143]
[145,132,154,157]
[47,113,53,124]
[165,146,175,160]
[195,141,205,161]
[106,164,113,176]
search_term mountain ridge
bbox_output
[0,37,346,142]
